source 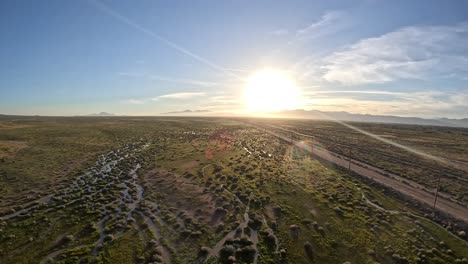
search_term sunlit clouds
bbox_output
[155,92,206,100]
[320,23,468,84]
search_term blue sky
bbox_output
[1,0,467,118]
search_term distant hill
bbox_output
[1,110,467,128]
[87,112,115,116]
[161,110,212,114]
[274,110,468,128]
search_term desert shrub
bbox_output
[318,226,325,236]
[239,235,253,246]
[392,254,409,264]
[63,235,75,243]
[181,229,192,237]
[458,231,466,238]
[151,255,163,263]
[272,206,282,218]
[104,234,114,242]
[279,248,287,258]
[198,246,210,256]
[216,223,225,233]
[224,237,234,245]
[304,241,314,260]
[190,230,203,237]
[237,245,256,263]
[289,224,301,239]
[148,239,157,246]
[248,214,263,230]
[263,231,276,245]
[243,226,252,236]
[214,207,227,217]
[334,206,345,216]
[226,255,236,263]
[220,245,235,263]
[301,219,312,226]
[271,221,278,231]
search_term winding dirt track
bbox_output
[257,126,468,223]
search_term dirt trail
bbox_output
[262,215,279,252]
[360,188,468,246]
[259,126,468,223]
[0,194,53,221]
[3,141,173,263]
[202,163,259,264]
[43,245,89,264]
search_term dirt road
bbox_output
[258,126,468,223]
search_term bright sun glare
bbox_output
[244,69,301,112]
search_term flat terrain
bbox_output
[253,119,468,204]
[0,116,467,264]
[257,124,468,222]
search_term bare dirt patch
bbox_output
[0,140,28,159]
[0,122,34,129]
[143,169,218,226]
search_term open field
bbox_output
[252,119,468,205]
[0,116,467,264]
[253,124,468,223]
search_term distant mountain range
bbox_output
[273,110,468,128]
[1,110,467,128]
[87,112,115,116]
[161,110,212,114]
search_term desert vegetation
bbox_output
[0,116,467,263]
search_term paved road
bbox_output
[257,126,468,223]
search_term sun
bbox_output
[244,69,301,112]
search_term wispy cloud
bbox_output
[89,0,241,80]
[286,10,352,75]
[208,95,238,104]
[296,11,347,37]
[118,72,146,78]
[303,90,404,96]
[154,92,206,100]
[302,90,405,101]
[288,10,350,45]
[321,22,468,84]
[119,72,222,87]
[148,75,220,87]
[123,99,145,105]
[302,89,468,118]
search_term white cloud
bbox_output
[297,11,346,36]
[267,11,347,40]
[91,0,239,79]
[149,75,220,87]
[321,22,468,84]
[118,72,146,77]
[303,90,404,96]
[303,89,468,118]
[124,99,145,105]
[119,71,222,87]
[288,10,351,46]
[154,92,206,100]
